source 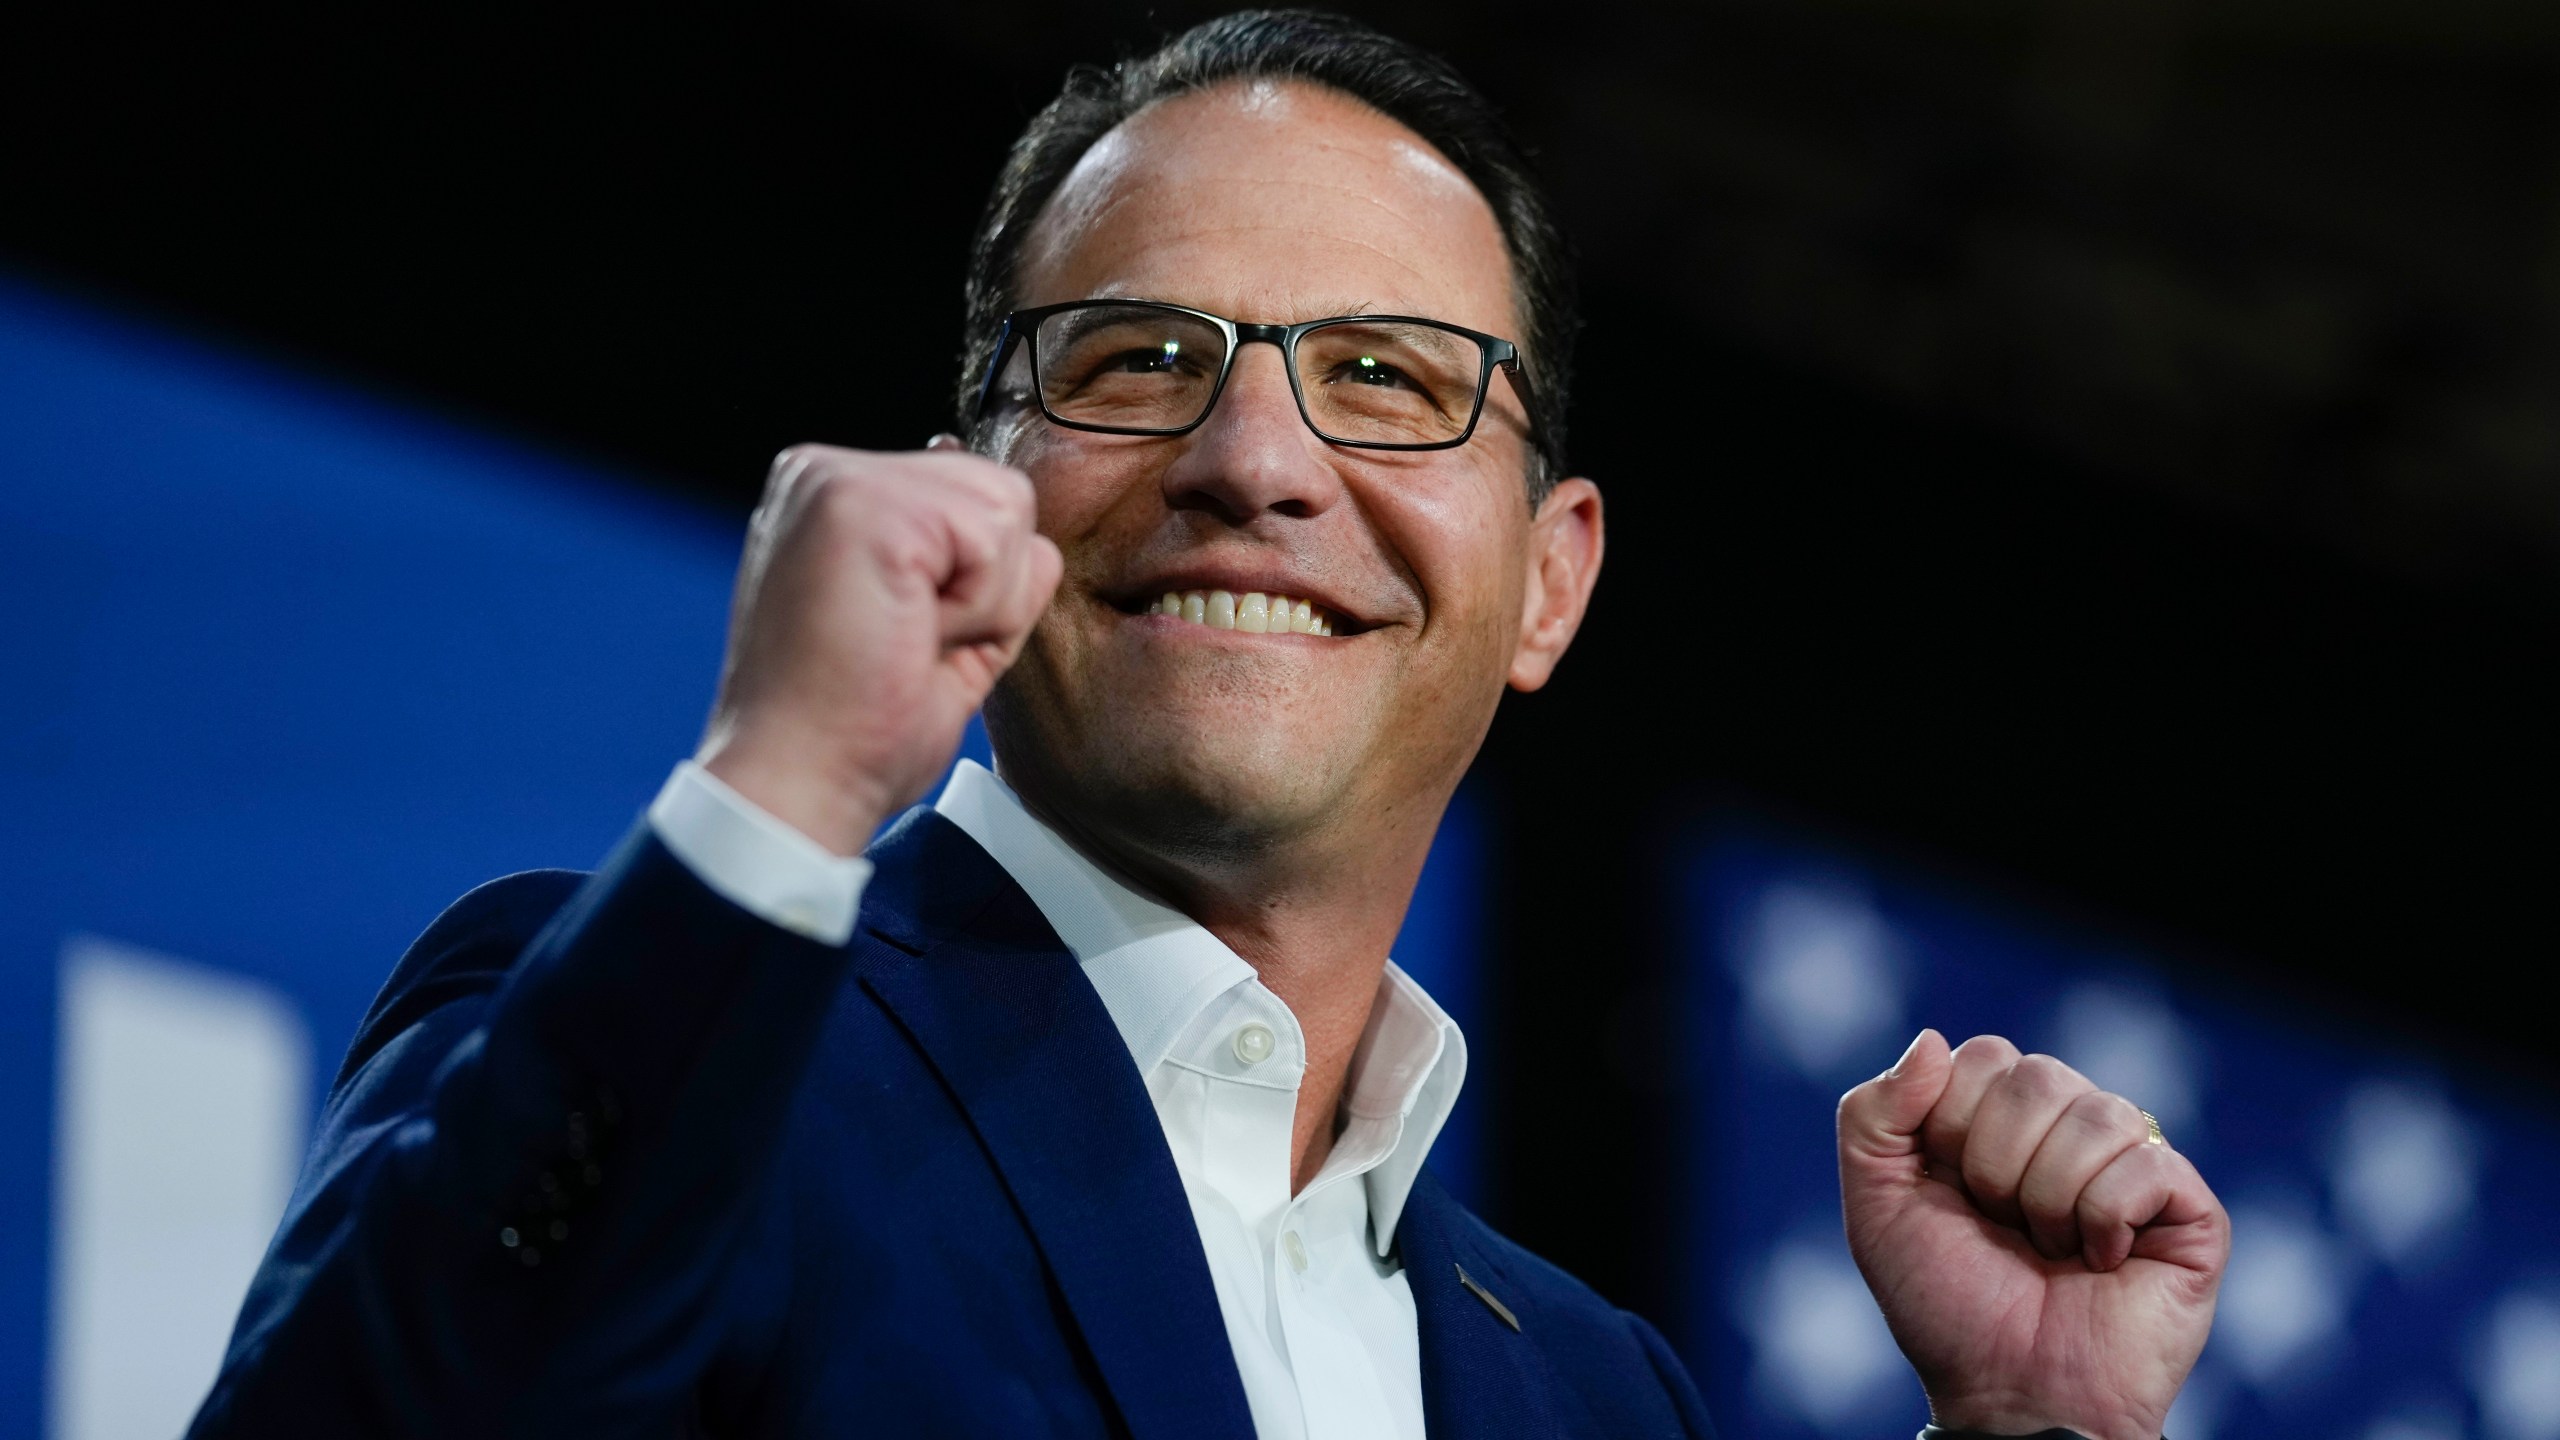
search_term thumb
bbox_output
[1837,1028,1953,1177]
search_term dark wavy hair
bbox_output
[956,9,1578,499]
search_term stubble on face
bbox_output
[983,80,1537,885]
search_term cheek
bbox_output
[1017,431,1161,541]
[1384,471,1529,648]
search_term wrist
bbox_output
[1928,1393,2158,1440]
[696,722,891,857]
[1925,1414,2119,1424]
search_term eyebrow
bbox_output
[1340,319,1468,359]
[1082,292,1392,323]
[1045,305,1175,348]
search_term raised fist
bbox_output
[1838,1030,2229,1440]
[696,440,1062,855]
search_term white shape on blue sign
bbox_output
[1735,1227,1910,1431]
[2359,1398,2467,1440]
[2328,1080,2481,1271]
[48,937,310,1440]
[1736,882,1907,1082]
[2471,1290,2560,1440]
[2216,1198,2354,1390]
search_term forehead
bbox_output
[1018,79,1518,339]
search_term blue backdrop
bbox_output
[0,274,1488,1440]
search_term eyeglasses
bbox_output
[970,299,1531,451]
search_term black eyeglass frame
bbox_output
[969,298,1534,452]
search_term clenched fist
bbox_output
[1839,1030,2229,1440]
[696,440,1062,855]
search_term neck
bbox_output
[1008,772,1446,1193]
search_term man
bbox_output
[193,12,2227,1438]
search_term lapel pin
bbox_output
[1455,1263,1521,1332]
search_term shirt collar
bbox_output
[1343,959,1467,1253]
[932,760,1466,1255]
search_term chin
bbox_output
[990,689,1350,855]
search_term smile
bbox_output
[1148,590,1339,636]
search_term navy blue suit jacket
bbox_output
[192,806,1716,1437]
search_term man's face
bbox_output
[984,80,1573,862]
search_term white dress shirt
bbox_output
[646,758,1467,1439]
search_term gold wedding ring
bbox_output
[2140,1109,2166,1147]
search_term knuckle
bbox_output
[759,448,807,504]
[770,443,840,485]
[2008,1053,2080,1097]
[2074,1090,2145,1139]
[1951,1034,2021,1069]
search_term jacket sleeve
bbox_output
[189,822,854,1438]
[1629,1309,1722,1440]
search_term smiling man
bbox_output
[192,12,2226,1439]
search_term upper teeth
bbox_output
[1156,590,1335,636]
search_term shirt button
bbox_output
[1232,1023,1276,1066]
[1282,1229,1309,1273]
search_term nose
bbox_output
[1157,342,1346,524]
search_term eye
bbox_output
[1331,353,1414,388]
[1105,339,1189,375]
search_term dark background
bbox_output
[7,0,2555,1330]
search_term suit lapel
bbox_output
[1397,1169,1561,1439]
[851,809,1257,1440]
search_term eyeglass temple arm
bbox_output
[1493,351,1539,433]
[967,321,1025,423]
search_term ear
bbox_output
[1508,476,1604,692]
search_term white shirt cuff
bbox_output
[646,760,873,946]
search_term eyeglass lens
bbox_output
[1031,303,1486,445]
